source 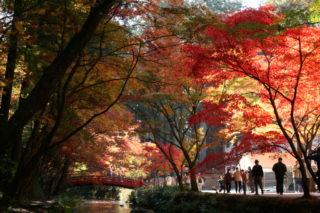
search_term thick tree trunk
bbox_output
[10,77,30,162]
[1,149,43,205]
[183,151,198,191]
[0,0,120,155]
[297,159,310,198]
[0,0,23,184]
[0,0,22,122]
[168,164,184,191]
[2,125,54,204]
[170,166,184,191]
[52,157,71,196]
[176,175,185,191]
[189,171,198,191]
[0,0,121,207]
[304,158,320,192]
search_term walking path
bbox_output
[202,190,320,198]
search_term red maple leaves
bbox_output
[180,6,320,172]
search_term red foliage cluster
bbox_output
[192,131,287,173]
[188,101,231,127]
[223,5,277,27]
[179,6,320,173]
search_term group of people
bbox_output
[108,166,124,182]
[220,167,249,194]
[217,147,320,195]
[219,158,287,195]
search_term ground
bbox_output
[202,190,320,198]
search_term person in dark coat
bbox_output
[218,175,225,193]
[252,159,264,195]
[224,168,232,193]
[272,157,287,195]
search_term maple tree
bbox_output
[1,0,214,204]
[105,1,212,189]
[37,102,176,198]
[181,5,320,197]
[71,1,216,190]
[128,74,234,191]
[66,113,159,179]
[123,2,246,191]
[0,0,151,204]
[191,74,291,169]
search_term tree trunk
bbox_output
[169,165,184,191]
[153,142,185,191]
[0,0,120,155]
[1,149,43,205]
[0,0,23,188]
[0,0,22,122]
[304,158,320,192]
[176,175,185,191]
[297,159,310,198]
[189,171,198,191]
[1,127,52,205]
[52,157,71,196]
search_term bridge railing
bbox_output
[67,175,145,188]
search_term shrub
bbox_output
[130,185,184,212]
[63,185,120,200]
[132,190,320,213]
[170,192,320,213]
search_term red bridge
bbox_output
[67,175,145,188]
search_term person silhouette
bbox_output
[224,168,232,193]
[252,160,264,195]
[272,158,287,195]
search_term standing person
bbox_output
[233,167,242,193]
[218,175,225,193]
[241,170,248,195]
[109,166,114,176]
[307,147,320,191]
[224,168,232,193]
[119,167,124,182]
[248,166,254,193]
[197,174,204,190]
[293,161,302,193]
[272,157,287,195]
[284,173,289,192]
[252,160,264,195]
